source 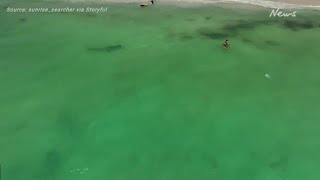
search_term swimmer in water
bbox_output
[223,39,230,48]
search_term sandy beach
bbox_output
[50,0,320,9]
[272,0,320,5]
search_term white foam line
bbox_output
[222,0,320,9]
[44,0,320,9]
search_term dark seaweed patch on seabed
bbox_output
[197,20,273,40]
[87,44,123,52]
[281,20,315,31]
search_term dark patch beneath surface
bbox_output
[201,153,219,169]
[204,16,211,20]
[45,149,63,171]
[223,20,272,34]
[282,20,314,31]
[179,34,193,41]
[56,110,84,138]
[14,120,28,132]
[166,14,173,18]
[186,17,195,22]
[268,154,289,175]
[87,44,123,52]
[223,20,257,32]
[242,38,252,43]
[198,28,229,39]
[34,149,64,180]
[223,19,317,33]
[265,40,280,46]
[19,18,27,22]
[196,20,272,41]
[251,143,290,176]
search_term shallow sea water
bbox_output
[1,2,320,180]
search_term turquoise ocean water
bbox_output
[1,1,320,180]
